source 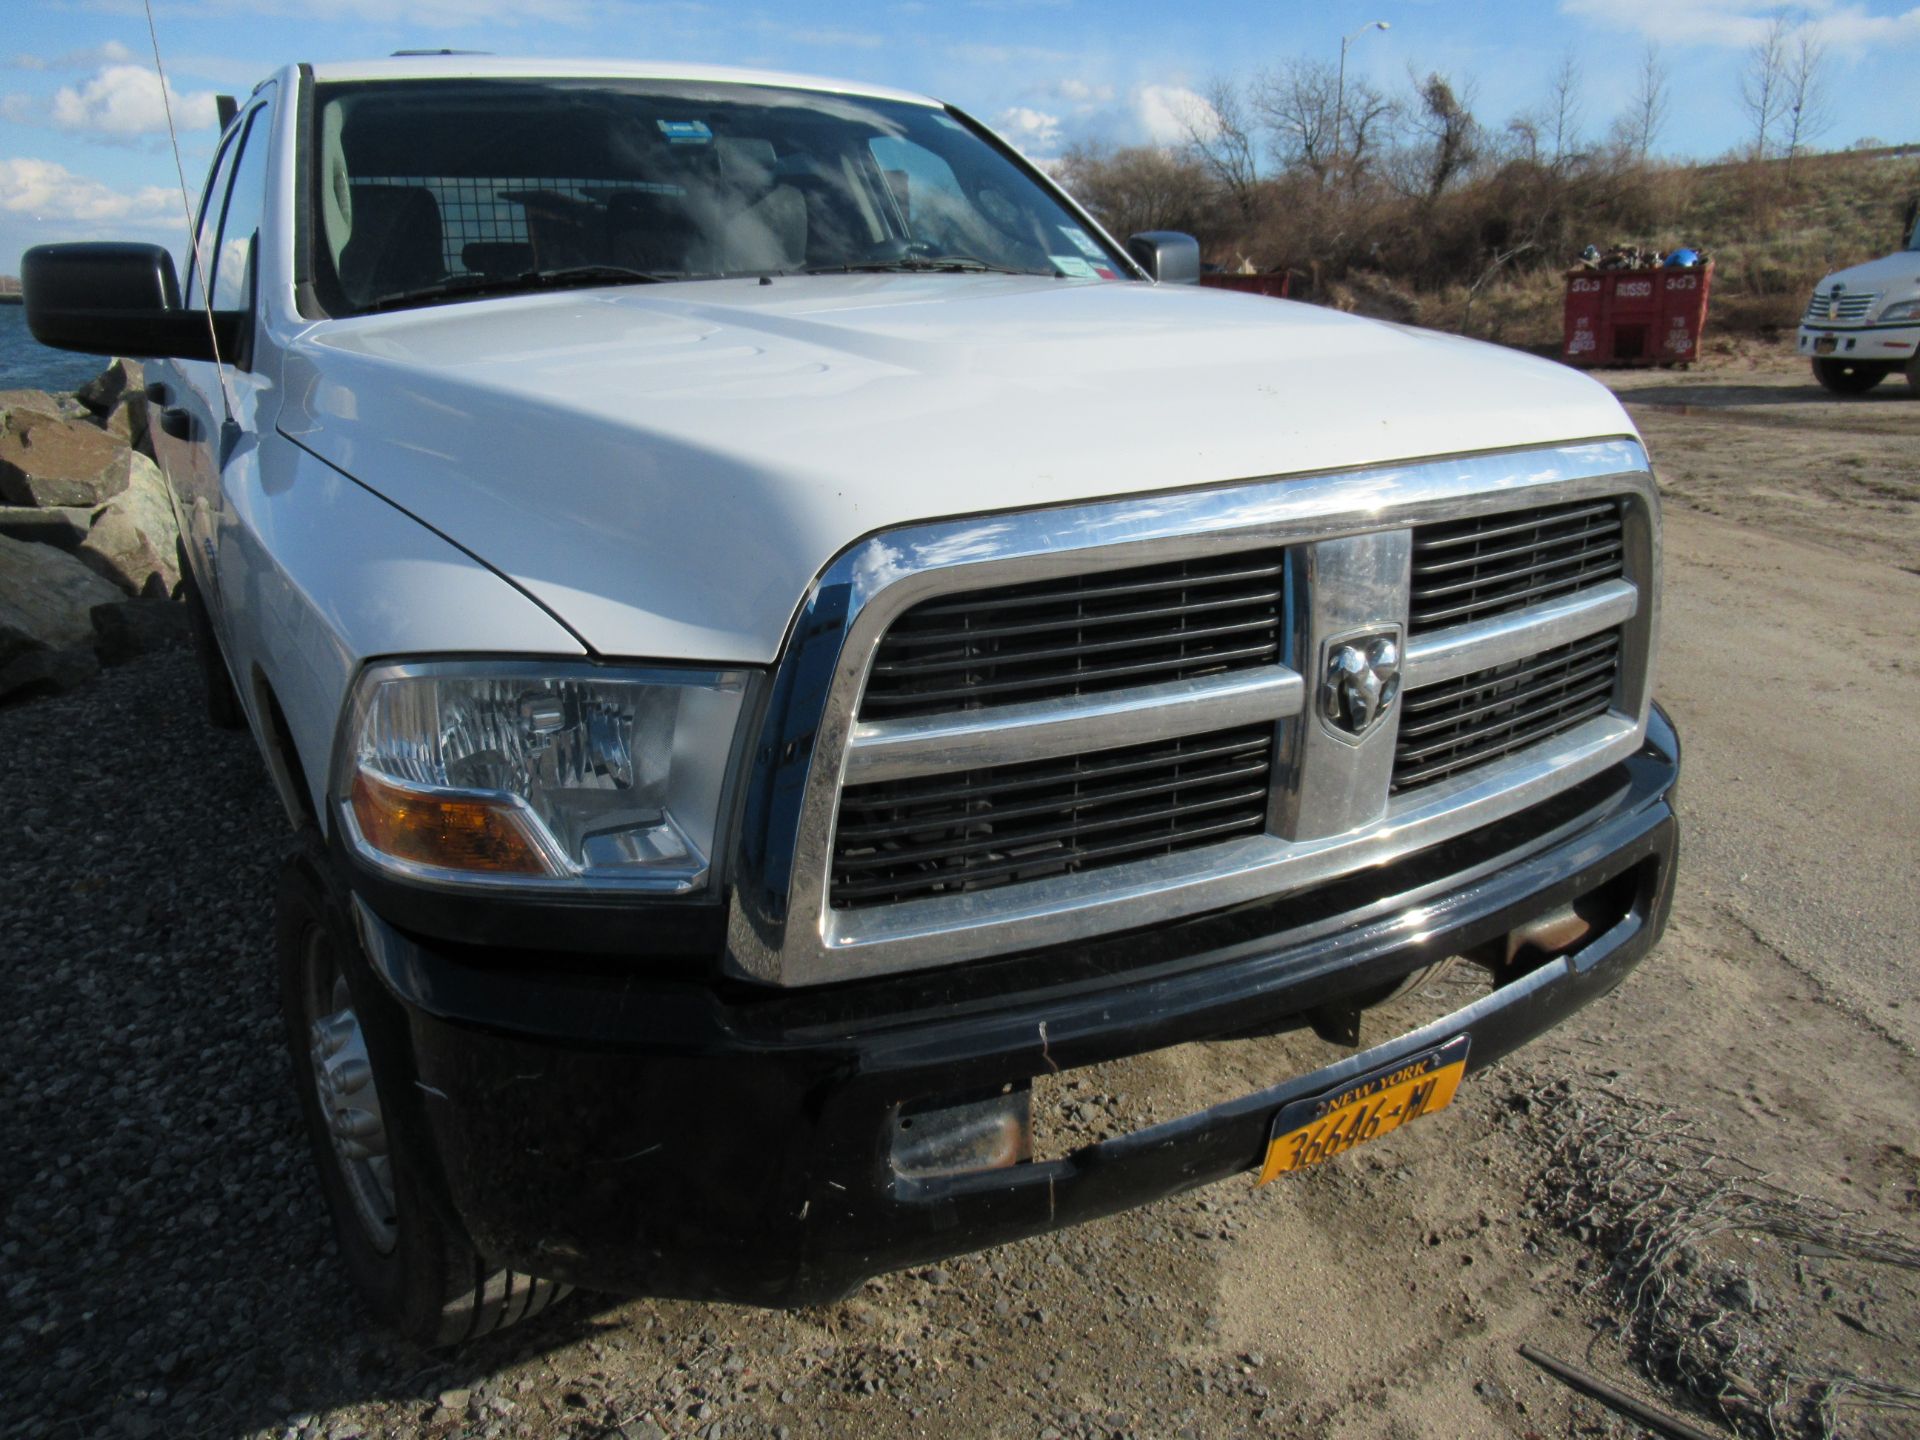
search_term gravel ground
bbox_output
[0,654,358,1439]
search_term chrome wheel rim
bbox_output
[303,929,398,1253]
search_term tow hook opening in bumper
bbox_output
[1466,862,1643,984]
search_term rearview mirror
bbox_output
[1125,231,1201,285]
[23,243,245,363]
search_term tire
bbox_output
[1907,352,1920,397]
[177,545,246,730]
[277,836,568,1346]
[1811,357,1890,395]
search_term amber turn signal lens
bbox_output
[349,772,549,875]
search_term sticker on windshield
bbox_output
[1050,254,1098,278]
[1059,226,1105,259]
[656,119,713,145]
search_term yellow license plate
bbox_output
[1814,335,1838,355]
[1258,1036,1469,1184]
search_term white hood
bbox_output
[1814,248,1920,297]
[279,274,1638,663]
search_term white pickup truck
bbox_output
[1796,204,1920,393]
[25,55,1679,1346]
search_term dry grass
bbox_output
[1304,153,1920,345]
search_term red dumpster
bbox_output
[1562,263,1712,367]
[1656,265,1712,363]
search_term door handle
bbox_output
[159,407,194,442]
[145,381,171,405]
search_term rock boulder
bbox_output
[76,359,150,452]
[0,408,131,508]
[0,532,127,652]
[0,504,94,550]
[77,450,179,596]
[0,646,99,700]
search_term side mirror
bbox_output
[1126,231,1202,285]
[23,243,244,363]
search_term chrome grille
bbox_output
[831,726,1274,908]
[1393,630,1622,793]
[1802,290,1877,325]
[858,550,1284,719]
[727,441,1658,986]
[1409,499,1624,634]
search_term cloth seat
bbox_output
[337,185,445,303]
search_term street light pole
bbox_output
[1334,19,1390,186]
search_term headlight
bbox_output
[1878,298,1920,323]
[335,659,756,893]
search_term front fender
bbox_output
[219,433,586,828]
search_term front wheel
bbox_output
[277,839,568,1345]
[1811,356,1891,395]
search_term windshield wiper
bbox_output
[360,264,675,314]
[803,256,1052,277]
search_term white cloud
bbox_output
[1133,83,1212,146]
[50,63,218,138]
[1052,78,1116,106]
[1561,0,1920,49]
[995,105,1063,154]
[0,157,180,226]
[8,41,136,72]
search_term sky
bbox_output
[2,0,1917,273]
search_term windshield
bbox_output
[310,78,1129,313]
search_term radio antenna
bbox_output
[143,0,238,422]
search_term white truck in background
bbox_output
[1797,201,1920,394]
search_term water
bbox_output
[0,304,108,395]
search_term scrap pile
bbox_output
[1574,243,1712,271]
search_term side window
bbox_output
[211,106,271,311]
[183,127,243,309]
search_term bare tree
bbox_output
[1781,28,1831,171]
[1182,78,1263,221]
[1255,60,1339,183]
[1543,49,1584,169]
[1738,15,1790,159]
[1505,113,1543,168]
[1405,71,1480,200]
[1620,42,1669,164]
[1339,75,1397,186]
[1053,142,1218,239]
[1256,60,1394,186]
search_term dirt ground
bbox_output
[10,340,1918,1440]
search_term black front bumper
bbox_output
[344,708,1680,1307]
